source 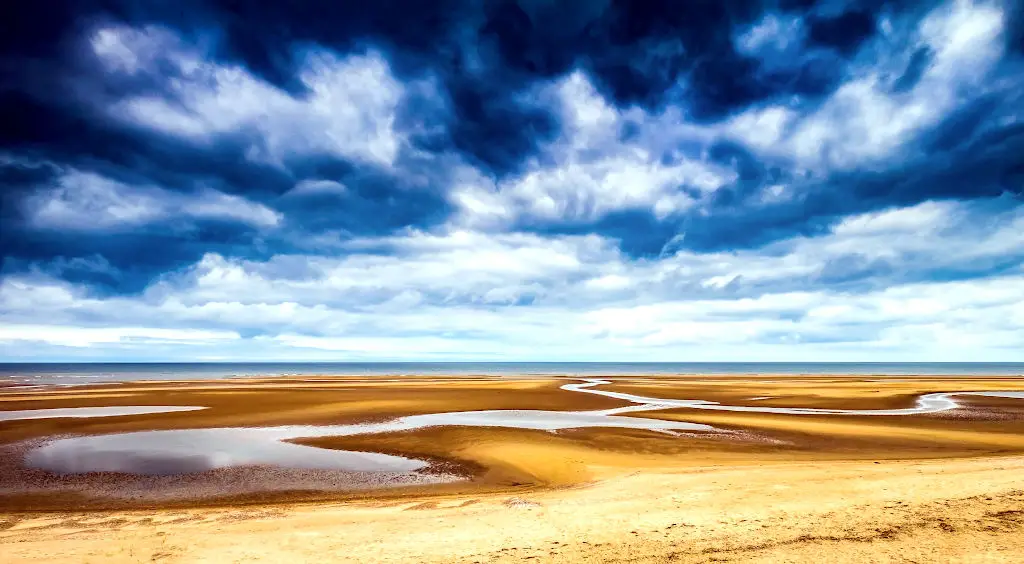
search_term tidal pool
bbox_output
[563,380,1024,416]
[25,408,716,476]
[25,427,425,475]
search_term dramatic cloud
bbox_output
[92,25,406,167]
[1,0,1022,361]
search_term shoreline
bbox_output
[4,363,1024,389]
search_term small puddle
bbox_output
[26,427,425,475]
[0,406,206,422]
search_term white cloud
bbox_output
[735,13,805,58]
[556,70,619,149]
[26,170,167,229]
[920,0,1005,78]
[3,198,1023,361]
[286,179,348,196]
[23,168,281,230]
[831,200,952,235]
[452,72,733,226]
[0,325,238,348]
[788,76,936,168]
[157,230,613,309]
[91,25,405,167]
[490,155,710,221]
[90,25,182,74]
[584,274,634,291]
[725,105,796,152]
[183,189,282,227]
[783,0,1006,169]
[818,200,1024,263]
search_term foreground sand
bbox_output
[3,455,1022,563]
[2,374,1024,562]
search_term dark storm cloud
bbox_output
[2,0,1024,300]
[689,119,1024,252]
[523,96,1024,260]
[3,1,853,169]
[805,9,877,55]
[699,112,1023,243]
[273,165,453,236]
[0,95,289,197]
[1007,0,1024,53]
[891,46,934,93]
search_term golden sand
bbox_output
[2,374,1023,562]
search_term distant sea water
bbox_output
[1,362,1023,385]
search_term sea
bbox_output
[1,362,1023,385]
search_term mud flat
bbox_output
[2,374,1024,562]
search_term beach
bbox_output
[2,374,1024,562]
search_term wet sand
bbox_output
[2,374,1024,562]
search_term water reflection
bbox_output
[26,408,716,476]
[564,379,1024,415]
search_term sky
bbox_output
[1,0,1023,362]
